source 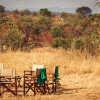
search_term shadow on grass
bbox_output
[55,84,86,95]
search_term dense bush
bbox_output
[0,27,25,51]
[18,16,34,42]
[61,12,68,18]
[0,6,100,54]
[33,16,51,35]
[7,28,25,50]
[65,39,72,49]
[39,16,51,25]
[71,39,84,50]
[0,5,5,13]
[20,9,31,15]
[13,9,19,14]
[40,8,51,16]
[52,38,71,49]
[52,38,66,48]
[0,18,9,25]
[51,26,64,38]
[51,36,100,55]
[76,6,92,17]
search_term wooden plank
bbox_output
[0,82,13,84]
[0,83,16,95]
[24,71,26,95]
[0,74,23,96]
[23,71,36,95]
[0,64,4,75]
[15,76,17,95]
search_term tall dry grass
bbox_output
[1,47,100,100]
[0,47,100,76]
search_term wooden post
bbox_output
[0,77,1,96]
[0,86,1,96]
[23,71,25,96]
[31,71,32,76]
[14,70,17,96]
[54,82,56,94]
[15,76,17,96]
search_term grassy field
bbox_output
[1,47,100,100]
[0,47,100,76]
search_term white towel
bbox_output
[32,64,44,71]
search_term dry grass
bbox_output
[0,47,100,76]
[1,47,100,100]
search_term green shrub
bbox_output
[0,5,5,13]
[52,38,70,48]
[40,8,51,16]
[33,28,41,35]
[65,39,72,49]
[20,9,31,15]
[33,16,51,35]
[2,27,25,50]
[71,37,100,55]
[19,16,33,26]
[0,18,9,24]
[51,26,64,38]
[87,42,94,54]
[85,40,100,55]
[71,39,84,50]
[91,33,100,41]
[39,16,51,25]
[33,23,46,35]
[52,38,64,48]
[61,12,68,18]
[13,9,19,14]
